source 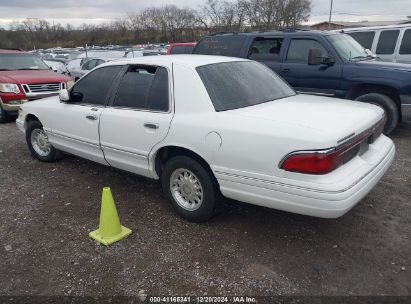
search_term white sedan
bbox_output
[16,55,395,222]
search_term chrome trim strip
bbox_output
[297,91,335,97]
[52,132,100,148]
[100,145,147,159]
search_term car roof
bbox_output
[102,54,248,68]
[342,24,411,32]
[169,42,197,46]
[203,30,333,37]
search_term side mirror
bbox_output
[308,48,335,66]
[59,89,70,102]
[308,48,324,65]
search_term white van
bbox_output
[343,24,411,64]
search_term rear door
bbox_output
[280,36,343,97]
[99,64,173,178]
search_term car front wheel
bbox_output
[26,120,62,162]
[161,156,217,222]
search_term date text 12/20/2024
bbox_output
[148,296,257,303]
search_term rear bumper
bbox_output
[216,138,395,218]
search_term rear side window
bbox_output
[197,61,295,111]
[286,39,328,63]
[347,31,375,50]
[399,29,411,54]
[170,46,187,54]
[193,36,246,57]
[82,59,97,70]
[70,66,122,105]
[113,66,169,112]
[376,30,400,54]
[248,38,283,61]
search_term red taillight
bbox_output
[280,117,386,175]
[280,149,344,175]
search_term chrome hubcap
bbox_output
[170,169,203,211]
[31,128,51,157]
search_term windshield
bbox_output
[327,34,371,61]
[196,61,295,111]
[0,54,50,70]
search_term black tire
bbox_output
[161,155,217,222]
[0,105,10,123]
[355,93,399,134]
[26,120,62,162]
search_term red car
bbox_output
[0,49,72,123]
[166,42,197,55]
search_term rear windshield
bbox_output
[193,36,246,57]
[196,61,295,111]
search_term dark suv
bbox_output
[193,31,411,133]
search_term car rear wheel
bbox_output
[0,105,10,123]
[355,93,399,134]
[26,120,62,162]
[161,156,217,222]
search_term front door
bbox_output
[99,64,173,177]
[280,38,343,97]
[49,65,122,164]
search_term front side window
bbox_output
[113,65,169,112]
[347,31,375,50]
[70,66,122,105]
[197,61,295,111]
[376,30,400,55]
[0,54,49,70]
[286,39,328,63]
[249,38,283,60]
[399,29,411,54]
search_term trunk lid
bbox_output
[229,94,384,144]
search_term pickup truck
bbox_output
[193,30,411,134]
[0,49,72,123]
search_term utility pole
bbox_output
[328,0,334,30]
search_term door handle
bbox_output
[86,114,98,120]
[281,68,290,74]
[144,123,159,130]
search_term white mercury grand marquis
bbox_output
[16,55,395,222]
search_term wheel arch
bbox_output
[345,83,402,119]
[24,113,41,129]
[152,145,218,184]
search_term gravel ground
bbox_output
[0,108,410,298]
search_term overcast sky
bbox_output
[0,0,409,28]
